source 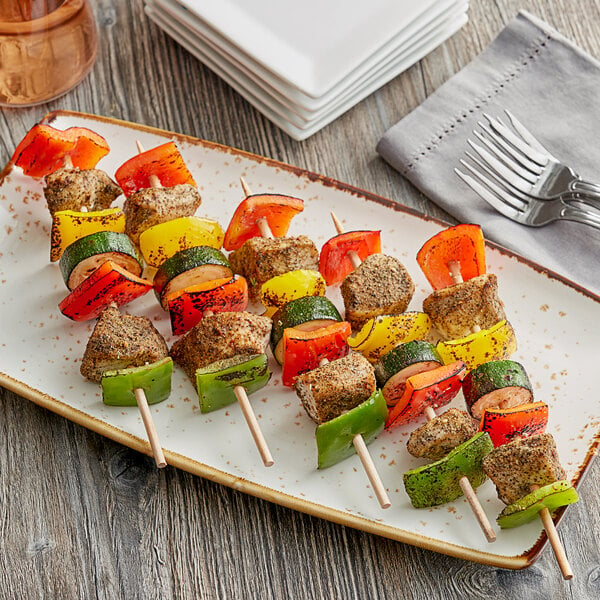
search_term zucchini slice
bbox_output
[374,340,442,387]
[270,295,343,364]
[59,231,142,290]
[462,359,534,419]
[153,245,232,309]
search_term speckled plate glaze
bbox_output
[1,111,598,569]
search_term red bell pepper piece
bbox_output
[318,230,381,286]
[223,194,304,251]
[58,260,152,321]
[281,321,351,387]
[385,360,467,429]
[166,275,249,335]
[479,401,549,447]
[114,141,196,196]
[416,224,486,290]
[11,124,110,178]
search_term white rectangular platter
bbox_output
[1,111,598,569]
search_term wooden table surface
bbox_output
[1,1,599,598]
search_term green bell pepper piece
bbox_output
[403,431,494,508]
[195,353,271,413]
[101,357,173,406]
[497,480,579,529]
[315,389,388,469]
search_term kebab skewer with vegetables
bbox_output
[483,433,578,579]
[11,124,171,467]
[272,214,418,509]
[363,223,509,542]
[65,136,209,465]
[464,357,572,578]
[118,142,273,466]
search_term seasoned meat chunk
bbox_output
[340,253,414,330]
[407,408,477,460]
[482,433,566,504]
[80,306,169,383]
[422,273,505,339]
[170,311,272,381]
[294,352,376,424]
[44,167,121,215]
[228,235,318,298]
[123,183,201,244]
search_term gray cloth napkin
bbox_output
[377,10,600,296]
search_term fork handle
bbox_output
[570,180,600,211]
[562,203,600,231]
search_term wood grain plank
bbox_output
[0,1,599,598]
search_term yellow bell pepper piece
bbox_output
[348,312,431,362]
[50,208,125,262]
[260,269,326,317]
[139,216,224,267]
[436,319,517,370]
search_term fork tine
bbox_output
[504,109,557,159]
[455,168,523,220]
[475,122,543,175]
[483,113,549,167]
[467,139,539,192]
[472,130,541,181]
[459,157,529,209]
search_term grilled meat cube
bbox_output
[228,235,318,298]
[407,408,477,460]
[123,183,201,244]
[44,167,122,215]
[80,306,169,383]
[294,352,376,424]
[482,433,566,504]
[340,253,414,330]
[422,273,505,340]
[170,311,272,381]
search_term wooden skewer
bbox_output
[329,215,392,507]
[136,140,162,189]
[317,358,390,509]
[107,141,168,469]
[199,305,274,468]
[331,211,361,268]
[134,388,167,468]
[423,405,495,542]
[442,260,497,541]
[240,177,272,238]
[331,213,494,527]
[531,484,573,579]
[234,385,274,467]
[353,434,391,509]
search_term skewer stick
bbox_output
[318,360,391,509]
[331,211,361,268]
[134,388,167,468]
[331,214,492,525]
[136,140,162,188]
[240,177,272,238]
[234,385,274,467]
[110,141,167,468]
[423,403,496,542]
[531,484,573,579]
[443,260,496,540]
[328,216,391,507]
[353,434,391,509]
[201,309,274,468]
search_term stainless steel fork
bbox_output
[469,110,600,211]
[455,164,600,230]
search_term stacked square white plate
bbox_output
[144,0,469,140]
